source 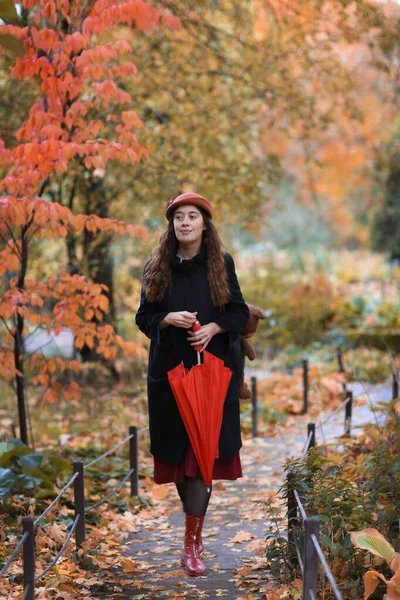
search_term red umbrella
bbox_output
[168,348,232,488]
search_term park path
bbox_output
[96,378,390,600]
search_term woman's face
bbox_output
[173,204,206,247]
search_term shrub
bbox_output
[285,274,338,347]
[238,256,340,350]
[340,347,393,383]
[265,399,400,598]
[0,438,70,502]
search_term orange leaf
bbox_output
[363,570,385,600]
[120,558,137,573]
[237,565,252,577]
[387,567,400,599]
[391,554,400,573]
[230,531,255,543]
[151,487,170,501]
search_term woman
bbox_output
[135,192,249,577]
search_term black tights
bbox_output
[176,476,212,517]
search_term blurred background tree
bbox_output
[371,127,400,263]
[2,0,400,369]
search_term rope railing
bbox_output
[138,425,150,434]
[242,347,377,451]
[288,474,344,600]
[34,515,80,581]
[300,431,314,461]
[292,489,305,574]
[316,394,351,429]
[311,533,344,600]
[281,347,397,600]
[33,472,79,527]
[84,433,134,470]
[295,543,304,574]
[284,355,397,599]
[245,349,358,442]
[86,468,134,512]
[0,423,148,600]
[2,345,394,598]
[0,531,29,579]
[293,489,307,521]
[247,347,392,444]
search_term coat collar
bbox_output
[171,244,207,271]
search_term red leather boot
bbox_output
[194,516,205,555]
[182,503,204,554]
[181,515,206,576]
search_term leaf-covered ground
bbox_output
[93,425,307,600]
[0,371,389,599]
[93,380,389,600]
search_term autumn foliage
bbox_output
[0,0,179,438]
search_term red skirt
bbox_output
[153,444,242,484]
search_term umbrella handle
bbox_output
[191,320,202,352]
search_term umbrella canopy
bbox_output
[168,350,232,488]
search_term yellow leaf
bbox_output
[350,529,396,562]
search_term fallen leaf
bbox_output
[237,565,253,577]
[106,539,119,546]
[152,486,170,501]
[230,531,255,543]
[120,558,138,573]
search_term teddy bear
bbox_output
[238,303,266,400]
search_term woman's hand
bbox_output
[187,322,224,351]
[161,311,198,329]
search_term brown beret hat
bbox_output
[165,192,212,220]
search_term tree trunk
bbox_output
[79,172,117,367]
[66,232,79,275]
[14,226,29,444]
[14,315,28,445]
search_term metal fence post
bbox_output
[337,348,347,393]
[344,391,353,437]
[22,517,35,600]
[251,376,258,438]
[307,423,316,449]
[302,516,320,600]
[392,373,399,400]
[129,425,139,496]
[337,349,345,374]
[287,471,298,567]
[302,359,309,414]
[73,461,85,546]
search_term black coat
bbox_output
[135,246,250,464]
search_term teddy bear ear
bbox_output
[247,304,266,320]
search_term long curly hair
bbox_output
[143,209,229,308]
